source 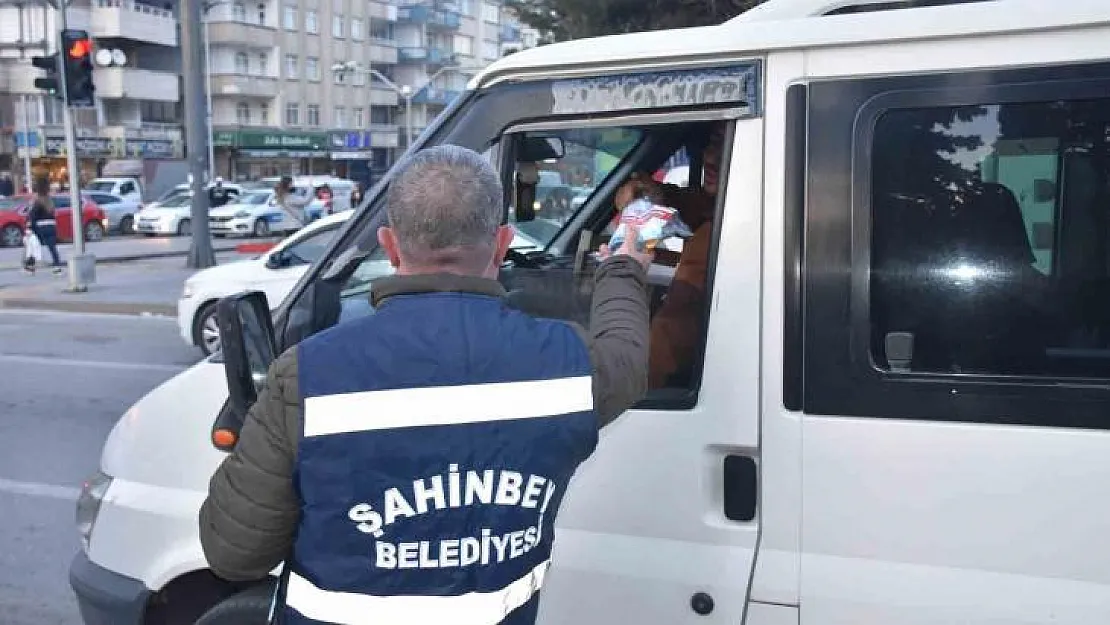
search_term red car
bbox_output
[0,194,106,248]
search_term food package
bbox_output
[608,197,694,252]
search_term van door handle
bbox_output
[723,455,757,522]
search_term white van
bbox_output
[69,1,1110,624]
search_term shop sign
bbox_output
[212,131,237,148]
[329,131,373,150]
[238,130,328,150]
[331,151,373,160]
[125,139,176,158]
[44,135,114,157]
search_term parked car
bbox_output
[85,177,142,203]
[0,194,106,247]
[136,185,245,237]
[180,211,365,355]
[84,191,141,235]
[207,189,303,239]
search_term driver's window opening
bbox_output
[503,119,732,402]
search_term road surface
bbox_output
[0,309,200,624]
[0,233,280,269]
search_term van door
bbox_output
[270,63,766,624]
[797,63,1110,624]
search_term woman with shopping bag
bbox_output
[21,228,42,274]
[26,177,63,275]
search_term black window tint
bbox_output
[871,99,1110,378]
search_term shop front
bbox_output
[328,130,395,188]
[38,134,115,189]
[214,129,330,181]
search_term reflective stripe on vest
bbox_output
[286,558,551,625]
[34,219,56,226]
[303,375,594,437]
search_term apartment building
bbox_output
[0,0,183,190]
[0,0,517,189]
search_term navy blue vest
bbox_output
[280,290,598,625]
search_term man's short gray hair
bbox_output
[386,144,503,262]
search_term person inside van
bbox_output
[613,122,725,388]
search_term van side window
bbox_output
[870,99,1110,378]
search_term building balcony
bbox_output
[206,19,277,49]
[368,43,398,64]
[368,1,398,22]
[91,0,178,47]
[398,5,460,30]
[369,87,399,106]
[398,46,454,65]
[501,23,521,42]
[94,67,180,102]
[210,74,279,99]
[411,88,461,106]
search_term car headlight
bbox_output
[76,470,112,553]
[234,210,250,219]
[182,282,195,299]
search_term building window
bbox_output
[334,68,346,85]
[482,2,499,23]
[258,52,268,76]
[307,104,320,126]
[306,56,319,80]
[285,102,299,125]
[453,34,473,57]
[283,5,297,29]
[334,106,346,128]
[353,107,364,128]
[483,40,498,60]
[351,18,363,40]
[260,103,269,125]
[869,98,1110,379]
[236,102,250,125]
[369,106,392,125]
[332,15,344,38]
[369,20,394,42]
[232,1,246,20]
[285,54,298,79]
[235,51,249,74]
[352,70,366,86]
[305,10,317,33]
[459,0,473,15]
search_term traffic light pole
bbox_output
[183,0,215,269]
[56,5,94,291]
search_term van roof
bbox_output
[470,0,1109,88]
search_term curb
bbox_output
[0,296,177,317]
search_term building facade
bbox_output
[0,0,523,192]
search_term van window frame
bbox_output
[799,60,1110,430]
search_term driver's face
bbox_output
[702,143,721,195]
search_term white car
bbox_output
[179,211,368,356]
[136,183,246,236]
[208,190,303,238]
[83,191,141,235]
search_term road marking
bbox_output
[0,353,190,373]
[0,308,176,322]
[0,477,81,501]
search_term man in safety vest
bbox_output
[199,144,653,624]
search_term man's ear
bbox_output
[377,226,402,268]
[493,225,515,264]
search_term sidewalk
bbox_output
[0,235,280,272]
[0,253,249,317]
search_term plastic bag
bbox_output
[608,198,693,252]
[23,230,42,263]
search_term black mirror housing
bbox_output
[265,250,287,269]
[217,291,278,420]
[518,135,565,162]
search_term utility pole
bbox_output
[20,95,33,192]
[182,0,215,269]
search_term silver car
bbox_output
[84,191,142,235]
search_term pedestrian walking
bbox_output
[199,145,653,625]
[26,177,63,275]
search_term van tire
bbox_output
[193,584,273,625]
[119,215,134,235]
[193,301,221,356]
[253,218,270,238]
[178,219,192,237]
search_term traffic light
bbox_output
[31,53,61,100]
[61,29,95,107]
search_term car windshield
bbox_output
[85,181,117,192]
[240,192,271,205]
[156,187,189,202]
[160,195,193,208]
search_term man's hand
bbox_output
[598,224,653,271]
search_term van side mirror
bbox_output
[217,291,278,419]
[514,163,538,223]
[265,250,288,269]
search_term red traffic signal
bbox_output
[67,38,92,60]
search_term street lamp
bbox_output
[331,60,475,151]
